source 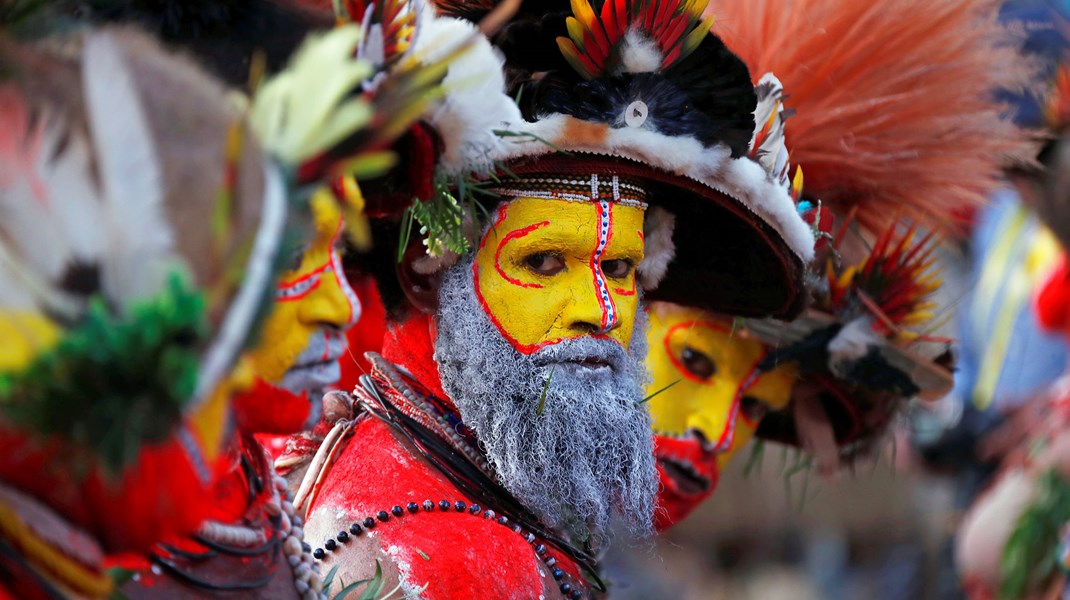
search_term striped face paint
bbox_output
[473,178,646,354]
[245,193,360,388]
[644,303,797,468]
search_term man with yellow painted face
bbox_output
[0,29,294,598]
[645,302,797,531]
[295,2,816,597]
[234,191,361,435]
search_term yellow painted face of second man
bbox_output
[646,303,797,465]
[244,192,360,389]
[473,197,646,354]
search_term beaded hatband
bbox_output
[489,173,649,209]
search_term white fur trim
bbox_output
[637,206,674,290]
[413,10,522,175]
[491,114,816,262]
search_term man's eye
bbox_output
[740,395,770,425]
[601,259,633,279]
[523,252,565,276]
[287,245,308,271]
[680,346,716,380]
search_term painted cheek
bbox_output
[246,303,309,383]
[473,206,591,353]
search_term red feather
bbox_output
[712,0,1036,238]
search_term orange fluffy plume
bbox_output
[712,0,1036,236]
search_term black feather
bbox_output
[663,34,757,157]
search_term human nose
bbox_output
[299,260,361,330]
[687,408,733,454]
[560,269,618,335]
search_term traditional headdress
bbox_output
[708,0,1035,465]
[360,0,816,318]
[0,27,286,562]
[0,11,437,562]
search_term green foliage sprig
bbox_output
[397,168,500,262]
[1000,469,1070,599]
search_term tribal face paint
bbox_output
[472,195,645,354]
[645,303,797,530]
[243,193,360,406]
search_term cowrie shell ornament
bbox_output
[624,100,649,128]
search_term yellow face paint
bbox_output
[473,197,645,353]
[0,312,60,373]
[645,303,796,465]
[244,191,360,385]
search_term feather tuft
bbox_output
[713,0,1037,236]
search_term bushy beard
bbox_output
[433,257,657,543]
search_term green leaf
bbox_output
[322,564,342,594]
[635,379,681,406]
[743,440,765,478]
[999,469,1070,599]
[536,366,555,416]
[106,566,137,600]
[355,560,386,600]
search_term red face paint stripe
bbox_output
[715,355,765,453]
[277,262,329,290]
[472,256,621,355]
[663,320,731,385]
[478,204,510,252]
[494,220,550,289]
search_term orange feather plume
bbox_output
[712,0,1037,236]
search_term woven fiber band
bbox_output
[489,173,648,209]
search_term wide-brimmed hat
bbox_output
[366,0,815,319]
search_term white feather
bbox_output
[827,317,880,378]
[0,88,104,316]
[750,73,790,188]
[637,206,675,290]
[413,7,523,174]
[82,32,174,309]
[618,30,663,75]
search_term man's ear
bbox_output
[397,242,441,314]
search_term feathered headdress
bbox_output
[703,0,1035,465]
[389,0,817,319]
[0,27,286,556]
[713,0,1036,236]
[0,12,445,556]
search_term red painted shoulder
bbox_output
[309,418,562,599]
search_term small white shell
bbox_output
[624,100,649,128]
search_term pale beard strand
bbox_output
[433,257,657,543]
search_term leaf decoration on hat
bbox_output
[557,0,715,79]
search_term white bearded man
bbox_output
[291,1,815,597]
